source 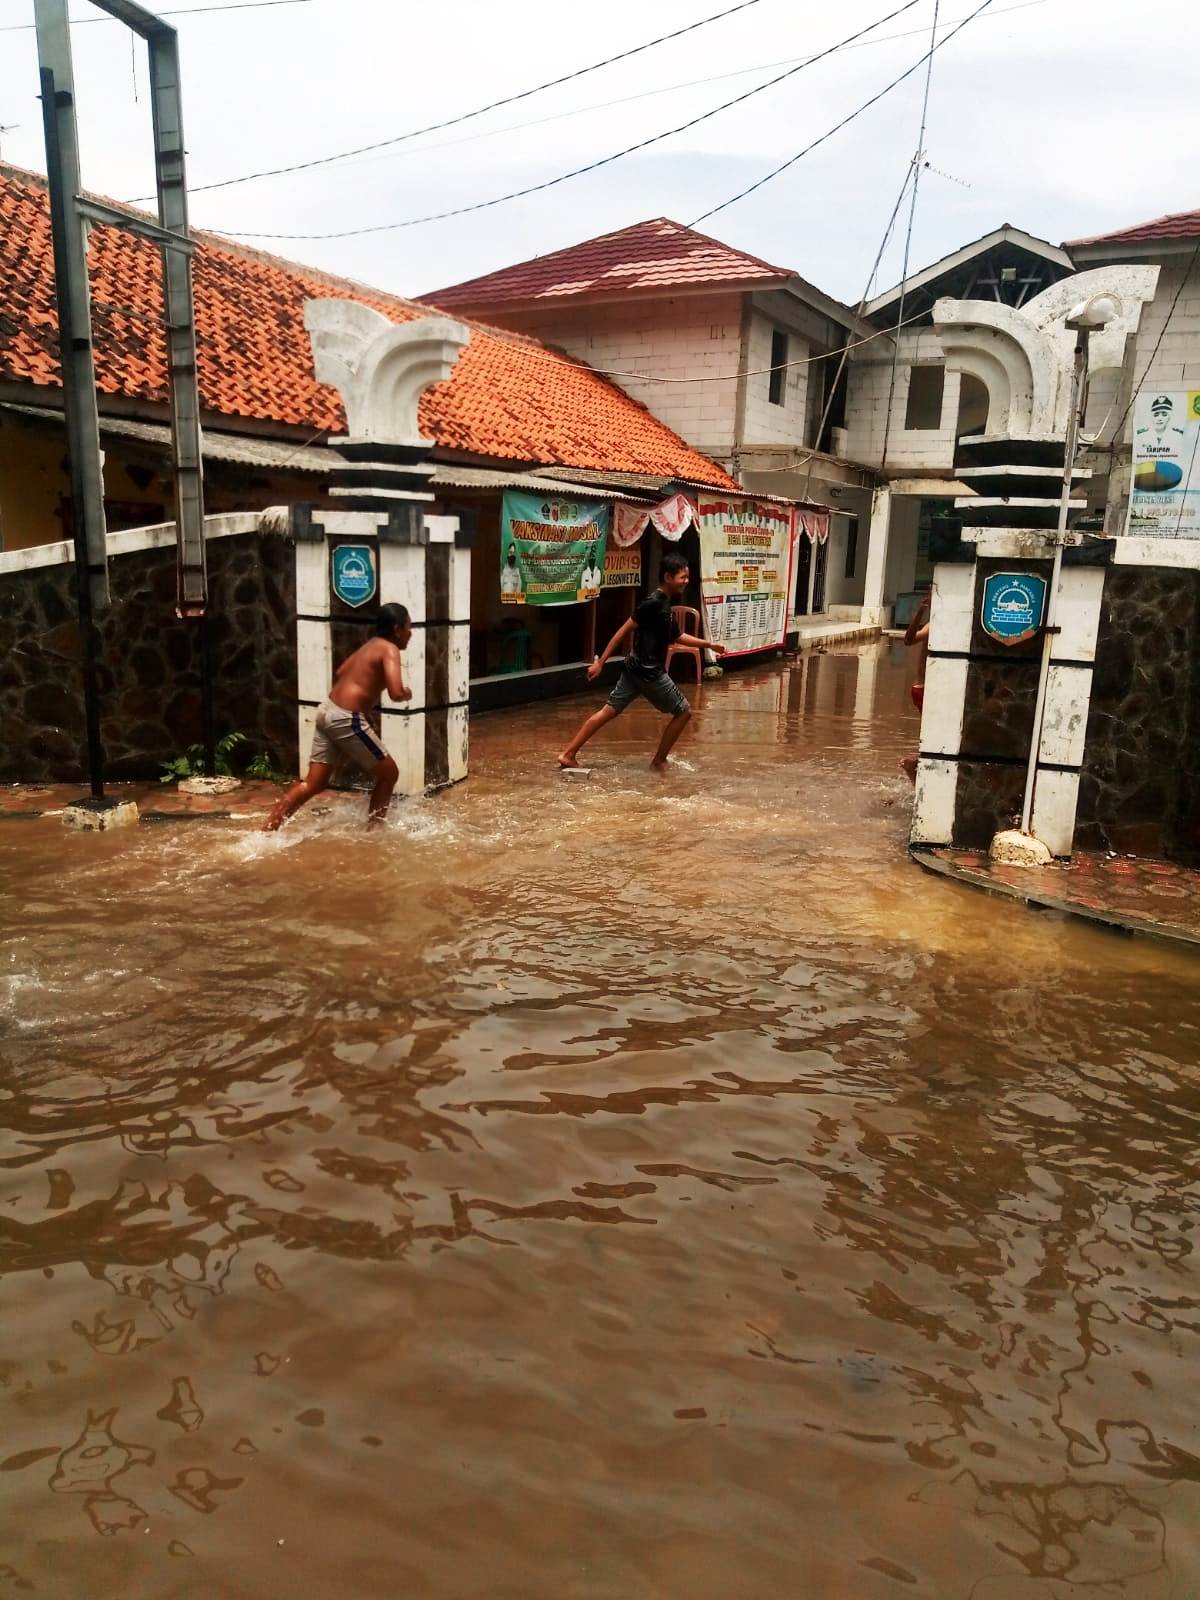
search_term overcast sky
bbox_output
[1,0,1197,308]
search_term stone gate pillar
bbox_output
[290,302,473,795]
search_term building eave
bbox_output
[866,224,1072,318]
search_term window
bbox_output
[768,328,788,406]
[904,363,946,430]
[843,516,859,580]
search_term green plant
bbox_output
[245,750,290,785]
[159,730,247,783]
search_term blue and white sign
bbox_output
[981,572,1047,646]
[331,543,377,609]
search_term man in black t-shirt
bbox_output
[557,552,725,771]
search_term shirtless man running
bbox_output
[264,602,412,831]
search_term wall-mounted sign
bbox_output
[331,541,378,609]
[1128,390,1200,538]
[602,547,641,588]
[696,496,794,657]
[499,492,610,606]
[981,572,1047,646]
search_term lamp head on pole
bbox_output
[1065,292,1121,332]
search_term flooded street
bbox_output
[2,639,1199,1599]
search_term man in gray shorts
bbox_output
[308,700,390,773]
[557,552,726,771]
[265,603,412,830]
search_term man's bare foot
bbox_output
[900,755,918,785]
[557,752,583,769]
[650,757,669,771]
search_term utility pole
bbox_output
[36,0,110,801]
[35,0,214,796]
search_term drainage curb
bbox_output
[910,847,1200,951]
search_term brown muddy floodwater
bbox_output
[2,640,1199,1600]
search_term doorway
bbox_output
[793,535,828,616]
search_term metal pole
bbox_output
[1019,328,1088,836]
[90,1,212,770]
[145,24,207,618]
[35,0,110,798]
[144,16,211,770]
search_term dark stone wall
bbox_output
[0,532,298,783]
[1076,566,1200,860]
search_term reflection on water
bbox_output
[2,642,1199,1598]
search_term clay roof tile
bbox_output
[0,165,736,490]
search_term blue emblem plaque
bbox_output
[331,543,377,609]
[981,572,1047,646]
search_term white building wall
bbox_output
[480,294,744,462]
[883,495,922,602]
[1094,252,1200,533]
[1127,255,1200,394]
[822,508,870,608]
[844,329,961,472]
[741,310,809,447]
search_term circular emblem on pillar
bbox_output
[981,572,1047,646]
[331,543,377,609]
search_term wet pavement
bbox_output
[920,847,1200,948]
[2,640,1200,1599]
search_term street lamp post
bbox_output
[1001,293,1120,864]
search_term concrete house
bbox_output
[429,217,1083,633]
[842,225,1074,628]
[426,218,882,627]
[1064,207,1200,536]
[0,163,733,561]
[903,205,1200,863]
[0,163,740,783]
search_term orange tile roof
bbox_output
[1067,209,1200,248]
[425,217,793,310]
[0,165,736,490]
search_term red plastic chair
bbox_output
[666,605,703,682]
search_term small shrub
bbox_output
[159,730,247,784]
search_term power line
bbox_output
[215,0,924,240]
[178,0,1050,187]
[797,159,916,498]
[880,0,944,472]
[160,0,771,201]
[503,305,928,384]
[1,0,315,30]
[689,0,995,227]
[1109,235,1200,447]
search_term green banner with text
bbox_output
[500,492,610,606]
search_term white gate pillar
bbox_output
[861,486,893,628]
[290,301,473,795]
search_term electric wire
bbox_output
[796,160,916,497]
[690,0,992,228]
[164,0,771,200]
[169,0,1048,188]
[492,304,929,383]
[879,0,946,472]
[1108,235,1200,448]
[212,0,924,239]
[1,0,316,30]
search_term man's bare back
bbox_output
[263,603,413,832]
[329,636,411,713]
